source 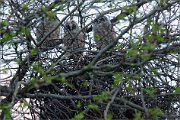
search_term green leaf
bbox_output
[20,101,31,108]
[42,6,48,12]
[152,24,161,33]
[82,81,89,88]
[158,36,165,43]
[71,112,84,120]
[148,107,164,118]
[144,43,156,51]
[1,33,12,42]
[43,76,55,84]
[127,49,139,57]
[58,6,64,11]
[30,49,38,56]
[30,78,38,87]
[23,101,31,107]
[10,31,16,37]
[116,14,126,20]
[143,87,156,97]
[160,0,168,7]
[112,73,122,88]
[132,74,141,80]
[106,112,112,120]
[1,20,9,26]
[139,53,151,60]
[33,62,46,76]
[95,34,103,41]
[152,69,159,75]
[20,26,31,37]
[147,34,155,43]
[22,4,28,11]
[57,77,74,89]
[122,6,136,15]
[17,58,22,65]
[133,112,144,120]
[114,44,124,50]
[93,91,109,101]
[0,104,11,119]
[126,81,133,93]
[76,101,82,108]
[57,76,66,83]
[147,18,153,25]
[88,104,99,111]
[47,11,57,20]
[174,87,180,94]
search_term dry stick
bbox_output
[104,80,127,120]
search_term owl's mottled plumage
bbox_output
[93,15,116,50]
[63,20,85,58]
[36,18,61,50]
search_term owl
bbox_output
[63,20,85,59]
[93,15,116,50]
[36,18,61,50]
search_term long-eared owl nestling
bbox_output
[36,18,61,50]
[63,20,85,59]
[93,15,116,50]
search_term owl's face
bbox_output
[94,15,110,25]
[64,20,79,33]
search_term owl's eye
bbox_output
[72,24,77,30]
[94,19,98,23]
[100,17,105,21]
[100,16,108,22]
[65,24,71,30]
